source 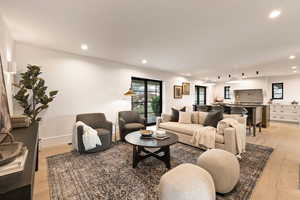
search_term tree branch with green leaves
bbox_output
[13,65,58,122]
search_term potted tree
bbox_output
[13,65,58,122]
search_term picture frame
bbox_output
[182,82,190,95]
[174,85,183,99]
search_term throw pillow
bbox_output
[191,112,199,124]
[203,110,224,128]
[179,112,192,124]
[198,111,208,125]
[171,107,186,122]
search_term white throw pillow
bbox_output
[178,112,192,124]
[191,112,199,124]
[198,111,208,125]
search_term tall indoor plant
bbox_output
[14,64,58,122]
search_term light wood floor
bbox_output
[34,122,300,200]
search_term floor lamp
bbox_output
[115,87,135,142]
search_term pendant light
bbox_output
[123,88,135,96]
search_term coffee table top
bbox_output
[125,131,178,148]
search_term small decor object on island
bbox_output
[182,82,190,95]
[174,85,183,99]
[268,98,273,104]
[13,64,59,122]
[291,100,299,105]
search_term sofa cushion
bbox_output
[171,107,186,122]
[159,122,203,136]
[198,111,208,125]
[179,112,192,124]
[215,134,225,144]
[191,112,199,124]
[203,110,223,128]
[159,122,224,144]
[124,123,145,130]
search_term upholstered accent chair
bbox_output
[118,111,146,141]
[76,113,112,154]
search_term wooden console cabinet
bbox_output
[0,123,39,200]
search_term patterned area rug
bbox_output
[47,142,273,200]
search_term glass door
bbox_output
[131,77,162,126]
[131,79,146,120]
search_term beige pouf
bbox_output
[197,149,240,194]
[159,163,216,200]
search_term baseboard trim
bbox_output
[40,134,72,149]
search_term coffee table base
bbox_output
[132,145,171,169]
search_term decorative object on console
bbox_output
[182,82,190,95]
[268,98,273,104]
[173,85,182,99]
[171,107,186,122]
[13,64,58,122]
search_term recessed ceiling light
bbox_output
[142,59,147,64]
[291,66,297,70]
[293,70,297,73]
[81,44,88,50]
[289,55,296,60]
[269,9,281,19]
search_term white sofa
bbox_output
[157,112,247,155]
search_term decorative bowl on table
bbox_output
[140,130,153,138]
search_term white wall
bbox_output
[0,15,15,113]
[215,75,300,104]
[267,74,300,104]
[14,43,214,147]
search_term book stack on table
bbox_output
[11,115,30,129]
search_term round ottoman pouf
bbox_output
[159,163,215,200]
[197,149,240,194]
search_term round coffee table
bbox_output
[125,131,178,169]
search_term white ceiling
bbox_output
[1,0,300,78]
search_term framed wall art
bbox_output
[174,85,182,99]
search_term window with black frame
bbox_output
[224,86,231,99]
[131,77,162,125]
[272,83,283,99]
[195,86,207,105]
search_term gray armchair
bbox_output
[118,111,146,141]
[76,113,112,154]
